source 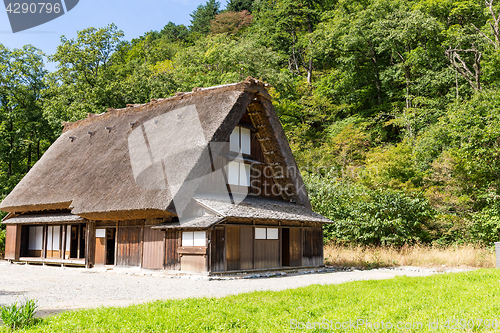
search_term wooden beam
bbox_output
[177,247,207,255]
[42,225,47,259]
[224,226,227,272]
[279,227,282,268]
[85,221,95,268]
[115,221,119,266]
[76,225,81,259]
[139,225,144,268]
[207,230,211,272]
[162,230,166,270]
[61,225,66,260]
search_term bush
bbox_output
[0,299,38,330]
[0,228,5,256]
[465,211,500,246]
[304,173,436,246]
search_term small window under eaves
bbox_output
[230,126,251,155]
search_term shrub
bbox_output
[466,210,500,246]
[0,228,5,256]
[304,172,436,246]
[0,299,38,330]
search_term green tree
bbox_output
[45,24,125,127]
[0,44,50,196]
[226,0,255,12]
[190,0,221,35]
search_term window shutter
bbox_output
[229,127,240,152]
[240,127,251,155]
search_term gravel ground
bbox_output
[0,261,472,316]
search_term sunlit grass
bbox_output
[4,269,500,332]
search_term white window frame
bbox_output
[267,228,279,240]
[227,161,251,187]
[229,126,251,155]
[182,231,206,247]
[255,227,279,240]
[255,228,267,240]
[96,228,106,238]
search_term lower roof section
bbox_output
[153,216,224,230]
[3,211,84,224]
[194,193,332,224]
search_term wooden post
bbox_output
[76,225,81,259]
[85,221,95,268]
[162,230,166,270]
[319,224,324,267]
[224,225,228,272]
[252,220,255,270]
[42,225,48,259]
[61,225,66,260]
[176,231,181,270]
[139,224,144,268]
[279,223,282,268]
[115,221,119,266]
[207,230,211,273]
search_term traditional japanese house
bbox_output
[1,78,332,273]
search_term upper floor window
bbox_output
[227,161,251,187]
[230,126,251,155]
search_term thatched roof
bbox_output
[0,78,313,221]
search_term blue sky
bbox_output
[0,0,212,71]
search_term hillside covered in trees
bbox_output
[2,0,500,249]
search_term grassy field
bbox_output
[324,244,495,269]
[3,269,500,332]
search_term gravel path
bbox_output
[0,261,471,316]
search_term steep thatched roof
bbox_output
[0,78,313,221]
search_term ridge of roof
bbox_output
[62,77,271,133]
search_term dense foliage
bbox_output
[2,0,500,249]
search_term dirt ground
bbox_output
[0,261,471,316]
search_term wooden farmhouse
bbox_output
[1,78,332,273]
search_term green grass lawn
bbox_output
[4,269,500,332]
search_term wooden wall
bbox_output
[180,255,206,271]
[116,226,141,267]
[4,225,20,260]
[143,227,164,269]
[226,226,240,271]
[254,239,280,269]
[208,223,324,273]
[210,228,225,272]
[239,226,253,269]
[302,226,323,267]
[95,237,106,265]
[290,228,302,267]
[165,230,180,270]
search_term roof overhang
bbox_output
[152,216,224,230]
[194,194,332,224]
[2,211,84,224]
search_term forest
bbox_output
[1,0,500,251]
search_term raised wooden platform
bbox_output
[14,257,86,267]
